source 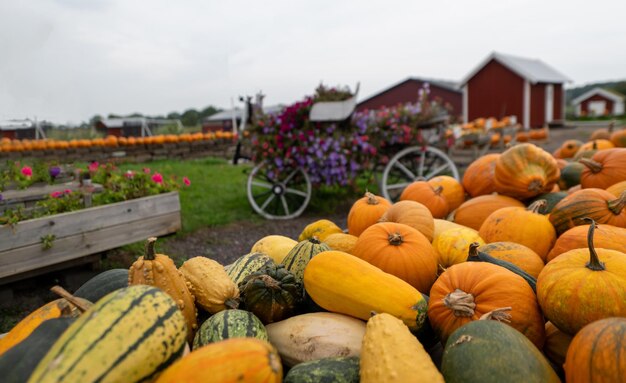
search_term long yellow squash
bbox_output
[303,250,428,332]
[361,313,444,382]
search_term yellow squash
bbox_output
[360,313,444,383]
[179,257,240,314]
[250,235,297,264]
[303,250,428,332]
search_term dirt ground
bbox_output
[0,123,607,332]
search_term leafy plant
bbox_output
[41,234,56,250]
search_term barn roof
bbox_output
[571,87,625,105]
[358,77,460,106]
[461,52,571,85]
[0,119,35,131]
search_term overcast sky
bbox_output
[1,0,625,124]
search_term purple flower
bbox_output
[49,166,61,178]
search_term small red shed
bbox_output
[461,52,570,128]
[356,77,462,118]
[572,87,625,117]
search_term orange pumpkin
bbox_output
[428,261,545,348]
[544,321,573,370]
[452,194,525,231]
[322,233,358,254]
[537,222,626,335]
[478,242,544,278]
[564,317,626,383]
[547,223,626,262]
[347,192,391,236]
[579,148,626,189]
[462,153,500,197]
[479,200,557,262]
[609,129,626,147]
[515,131,529,142]
[427,175,465,211]
[352,222,437,294]
[559,139,584,159]
[589,127,612,141]
[379,200,434,241]
[400,181,449,218]
[494,143,560,199]
[577,139,615,154]
[607,180,626,197]
[549,188,626,235]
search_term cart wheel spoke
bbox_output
[251,180,273,189]
[282,169,299,184]
[394,160,417,180]
[386,182,411,190]
[260,194,276,211]
[418,150,426,177]
[280,196,290,216]
[424,163,451,179]
[285,188,308,198]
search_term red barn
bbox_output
[572,87,625,117]
[461,52,570,128]
[356,77,462,118]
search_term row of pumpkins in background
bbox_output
[0,131,236,152]
[0,138,625,381]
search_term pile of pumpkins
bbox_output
[1,137,626,382]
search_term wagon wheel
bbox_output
[247,162,312,220]
[380,146,460,202]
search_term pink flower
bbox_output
[64,189,72,194]
[21,166,33,178]
[183,177,191,187]
[143,168,151,174]
[151,172,163,184]
[125,170,135,179]
[50,191,63,198]
[88,161,99,172]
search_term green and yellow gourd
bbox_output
[360,313,443,383]
[27,285,187,383]
[226,252,274,285]
[284,357,360,383]
[73,268,129,303]
[281,237,330,284]
[193,309,268,349]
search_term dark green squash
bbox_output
[442,320,560,383]
[284,356,360,383]
[226,252,274,285]
[192,309,268,349]
[0,317,75,383]
[528,192,568,214]
[467,243,537,293]
[558,162,584,190]
[281,237,330,284]
[239,263,303,324]
[73,269,128,303]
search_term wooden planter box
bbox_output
[0,192,181,285]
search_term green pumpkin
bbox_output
[73,269,129,303]
[239,263,303,324]
[281,237,330,284]
[558,162,584,190]
[442,320,560,383]
[467,242,537,293]
[226,252,273,285]
[192,309,268,349]
[284,356,360,383]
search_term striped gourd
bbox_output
[73,269,129,303]
[155,338,282,383]
[27,285,187,383]
[281,238,330,284]
[226,252,274,285]
[192,309,268,349]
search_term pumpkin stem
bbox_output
[528,179,544,192]
[609,121,615,133]
[583,218,606,271]
[433,185,444,195]
[145,237,158,260]
[467,242,481,261]
[224,298,240,309]
[308,236,321,245]
[388,232,404,246]
[479,307,512,323]
[443,288,476,317]
[579,158,603,174]
[592,140,598,150]
[51,285,90,313]
[527,200,547,214]
[607,191,626,215]
[259,275,281,290]
[365,192,379,205]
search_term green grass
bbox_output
[118,157,262,234]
